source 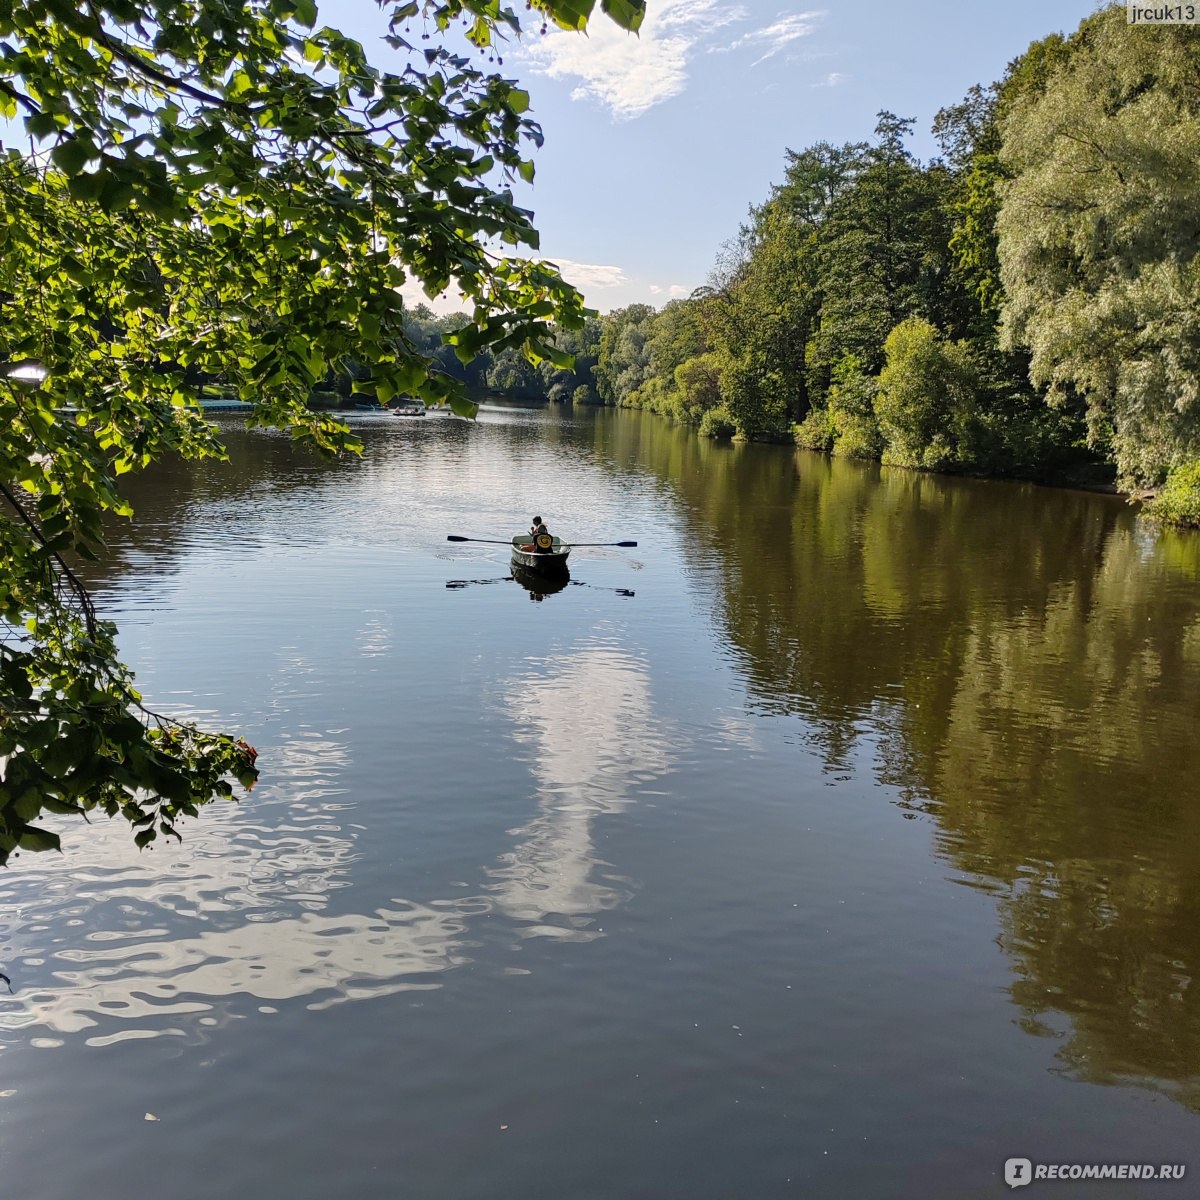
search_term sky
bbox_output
[335,0,1102,313]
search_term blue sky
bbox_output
[354,0,1102,312]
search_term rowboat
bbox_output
[511,534,571,576]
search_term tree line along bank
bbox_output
[394,3,1200,527]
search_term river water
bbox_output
[1,405,1198,1198]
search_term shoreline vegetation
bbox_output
[379,3,1199,528]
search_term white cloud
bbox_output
[399,277,467,315]
[526,0,823,119]
[811,71,847,87]
[397,258,626,313]
[551,258,629,289]
[649,283,689,298]
[723,11,823,65]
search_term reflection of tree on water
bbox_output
[488,646,670,937]
[594,410,1200,1110]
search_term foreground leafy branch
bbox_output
[0,0,645,862]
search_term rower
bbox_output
[530,515,553,554]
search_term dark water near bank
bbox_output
[2,406,1199,1199]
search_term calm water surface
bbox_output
[2,405,1199,1199]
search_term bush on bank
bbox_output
[1148,462,1200,527]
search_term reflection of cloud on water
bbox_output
[488,646,671,937]
[0,649,669,1045]
[0,728,355,918]
[0,726,407,1045]
[713,711,759,752]
[0,900,480,1045]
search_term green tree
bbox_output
[614,299,710,421]
[936,34,1074,363]
[594,304,655,406]
[538,316,601,401]
[772,140,867,228]
[996,4,1200,491]
[812,113,963,382]
[0,0,644,863]
[826,354,881,459]
[874,317,982,470]
[673,352,722,422]
[487,346,542,396]
[704,204,815,439]
[646,300,706,383]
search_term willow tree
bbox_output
[0,0,644,863]
[997,5,1200,491]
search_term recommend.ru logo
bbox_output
[1005,1158,1187,1188]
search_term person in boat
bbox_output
[529,516,554,554]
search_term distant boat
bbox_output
[510,534,570,576]
[392,404,426,417]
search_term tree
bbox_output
[0,0,644,863]
[703,204,815,439]
[874,317,982,470]
[486,346,542,395]
[593,304,654,406]
[826,354,880,459]
[996,4,1200,489]
[811,113,964,382]
[673,352,722,422]
[771,140,867,228]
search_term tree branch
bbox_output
[0,78,41,117]
[89,25,246,113]
[0,480,99,638]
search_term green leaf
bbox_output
[600,0,645,32]
[18,826,62,853]
[448,394,479,419]
[25,111,58,139]
[66,171,106,202]
[51,139,92,176]
[228,70,253,99]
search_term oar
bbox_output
[446,536,637,547]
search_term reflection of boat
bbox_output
[511,562,570,599]
[511,534,570,576]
